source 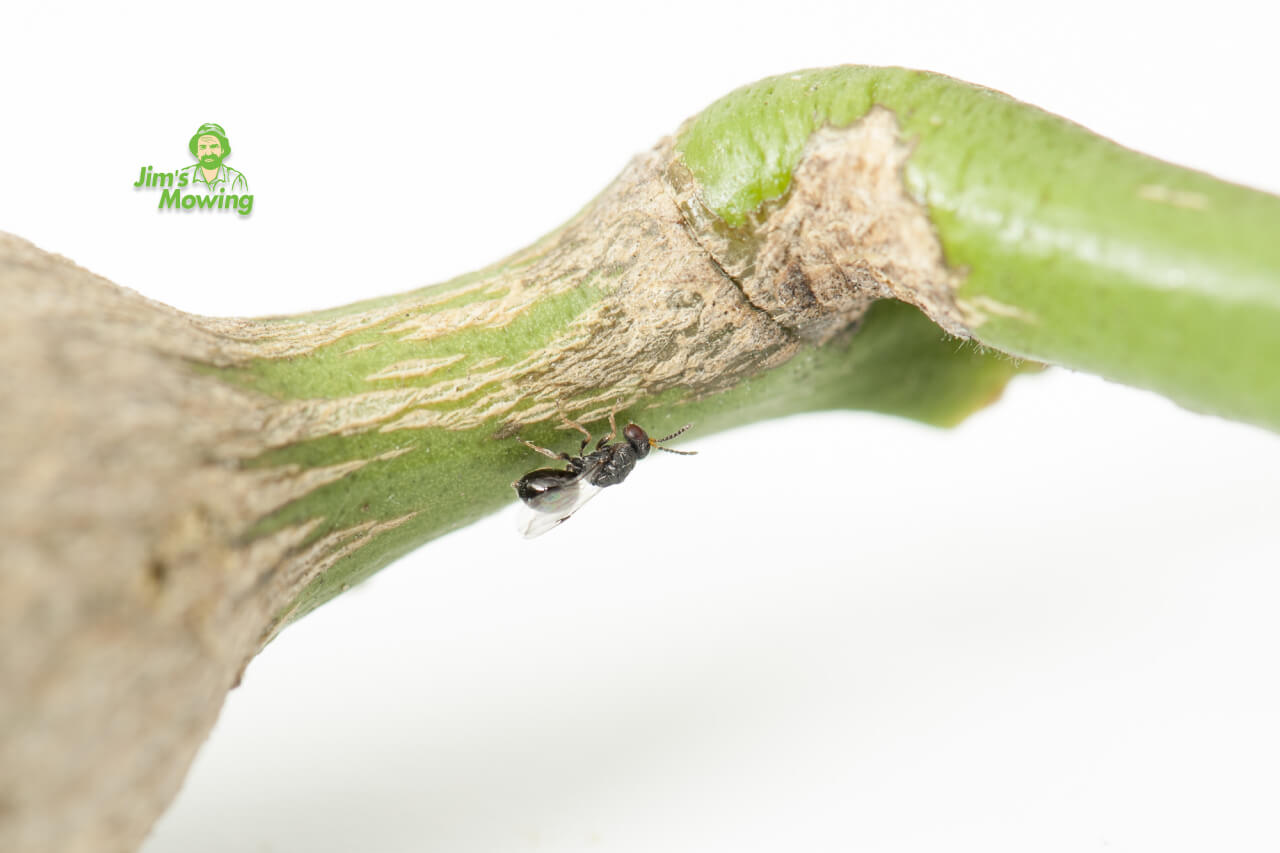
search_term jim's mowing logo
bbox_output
[133,123,253,216]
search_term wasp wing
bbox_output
[517,458,606,539]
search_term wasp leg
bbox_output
[597,408,619,450]
[521,439,572,462]
[561,415,592,455]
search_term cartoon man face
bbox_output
[182,123,248,198]
[196,135,224,170]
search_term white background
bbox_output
[5,2,1280,851]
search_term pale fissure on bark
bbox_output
[0,109,957,852]
[671,108,971,341]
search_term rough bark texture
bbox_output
[671,108,970,341]
[0,109,955,852]
[1,235,278,853]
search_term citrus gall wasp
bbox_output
[512,411,696,538]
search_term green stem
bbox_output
[677,66,1280,429]
[12,65,1278,853]
[232,299,1025,629]
[203,66,1280,628]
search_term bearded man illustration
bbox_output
[178,123,248,194]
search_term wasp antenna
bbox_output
[653,423,693,444]
[656,445,697,456]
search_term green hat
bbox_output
[188,123,231,158]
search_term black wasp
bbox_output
[512,411,696,538]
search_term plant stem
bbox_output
[3,64,1277,853]
[677,66,1280,429]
